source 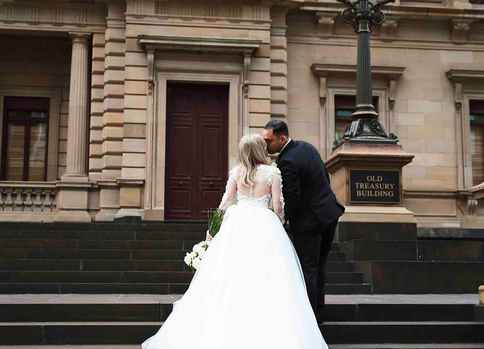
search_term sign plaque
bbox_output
[349,169,400,204]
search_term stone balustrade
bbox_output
[0,182,57,212]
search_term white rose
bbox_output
[192,258,201,270]
[193,244,205,254]
[184,255,191,265]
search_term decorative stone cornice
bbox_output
[447,69,484,82]
[125,0,271,22]
[300,4,484,22]
[138,35,261,55]
[450,19,475,43]
[315,11,337,36]
[0,1,106,29]
[380,16,399,40]
[311,64,405,108]
[447,68,484,108]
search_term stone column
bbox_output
[55,32,92,222]
[64,33,90,178]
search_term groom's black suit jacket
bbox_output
[277,140,345,233]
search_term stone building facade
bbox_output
[0,0,483,227]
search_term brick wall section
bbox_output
[88,33,106,181]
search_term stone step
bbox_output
[0,239,201,250]
[0,258,354,272]
[417,239,484,261]
[341,239,484,262]
[0,282,190,294]
[0,270,363,284]
[331,345,484,349]
[0,224,207,241]
[326,283,373,294]
[0,343,484,349]
[0,247,346,261]
[0,280,369,294]
[323,321,484,344]
[1,345,483,349]
[0,259,188,271]
[322,304,478,322]
[340,240,417,261]
[0,248,189,259]
[1,321,483,345]
[1,299,477,323]
[0,271,195,283]
[361,261,484,293]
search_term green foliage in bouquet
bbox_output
[207,208,224,238]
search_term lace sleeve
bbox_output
[270,166,285,222]
[218,166,238,211]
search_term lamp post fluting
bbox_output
[335,0,398,147]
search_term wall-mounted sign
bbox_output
[349,169,400,204]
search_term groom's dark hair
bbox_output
[264,119,289,137]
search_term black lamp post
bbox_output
[335,0,398,146]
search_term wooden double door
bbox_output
[165,83,229,220]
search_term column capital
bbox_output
[69,32,91,43]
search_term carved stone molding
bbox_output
[450,19,475,43]
[311,64,405,109]
[315,11,337,37]
[0,1,105,28]
[447,69,484,191]
[146,49,155,96]
[447,69,484,108]
[380,17,399,41]
[271,6,288,37]
[143,1,271,21]
[139,35,261,55]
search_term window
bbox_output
[1,97,49,181]
[470,100,484,186]
[334,95,379,142]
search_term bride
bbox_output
[142,134,328,349]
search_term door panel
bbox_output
[165,83,229,220]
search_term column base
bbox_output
[340,205,417,224]
[114,208,144,222]
[143,209,164,221]
[94,209,117,222]
[54,210,92,223]
[56,177,91,222]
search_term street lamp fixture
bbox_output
[335,0,398,147]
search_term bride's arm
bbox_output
[271,167,284,222]
[218,167,238,211]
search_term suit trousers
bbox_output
[290,219,338,320]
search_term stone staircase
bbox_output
[0,294,483,347]
[0,222,370,294]
[1,221,484,347]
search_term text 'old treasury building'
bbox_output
[0,0,483,227]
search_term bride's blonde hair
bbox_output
[238,134,271,187]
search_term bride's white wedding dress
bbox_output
[142,164,328,349]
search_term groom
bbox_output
[262,120,345,318]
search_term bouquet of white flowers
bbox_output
[184,208,224,271]
[184,240,210,271]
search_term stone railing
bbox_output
[0,182,57,212]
